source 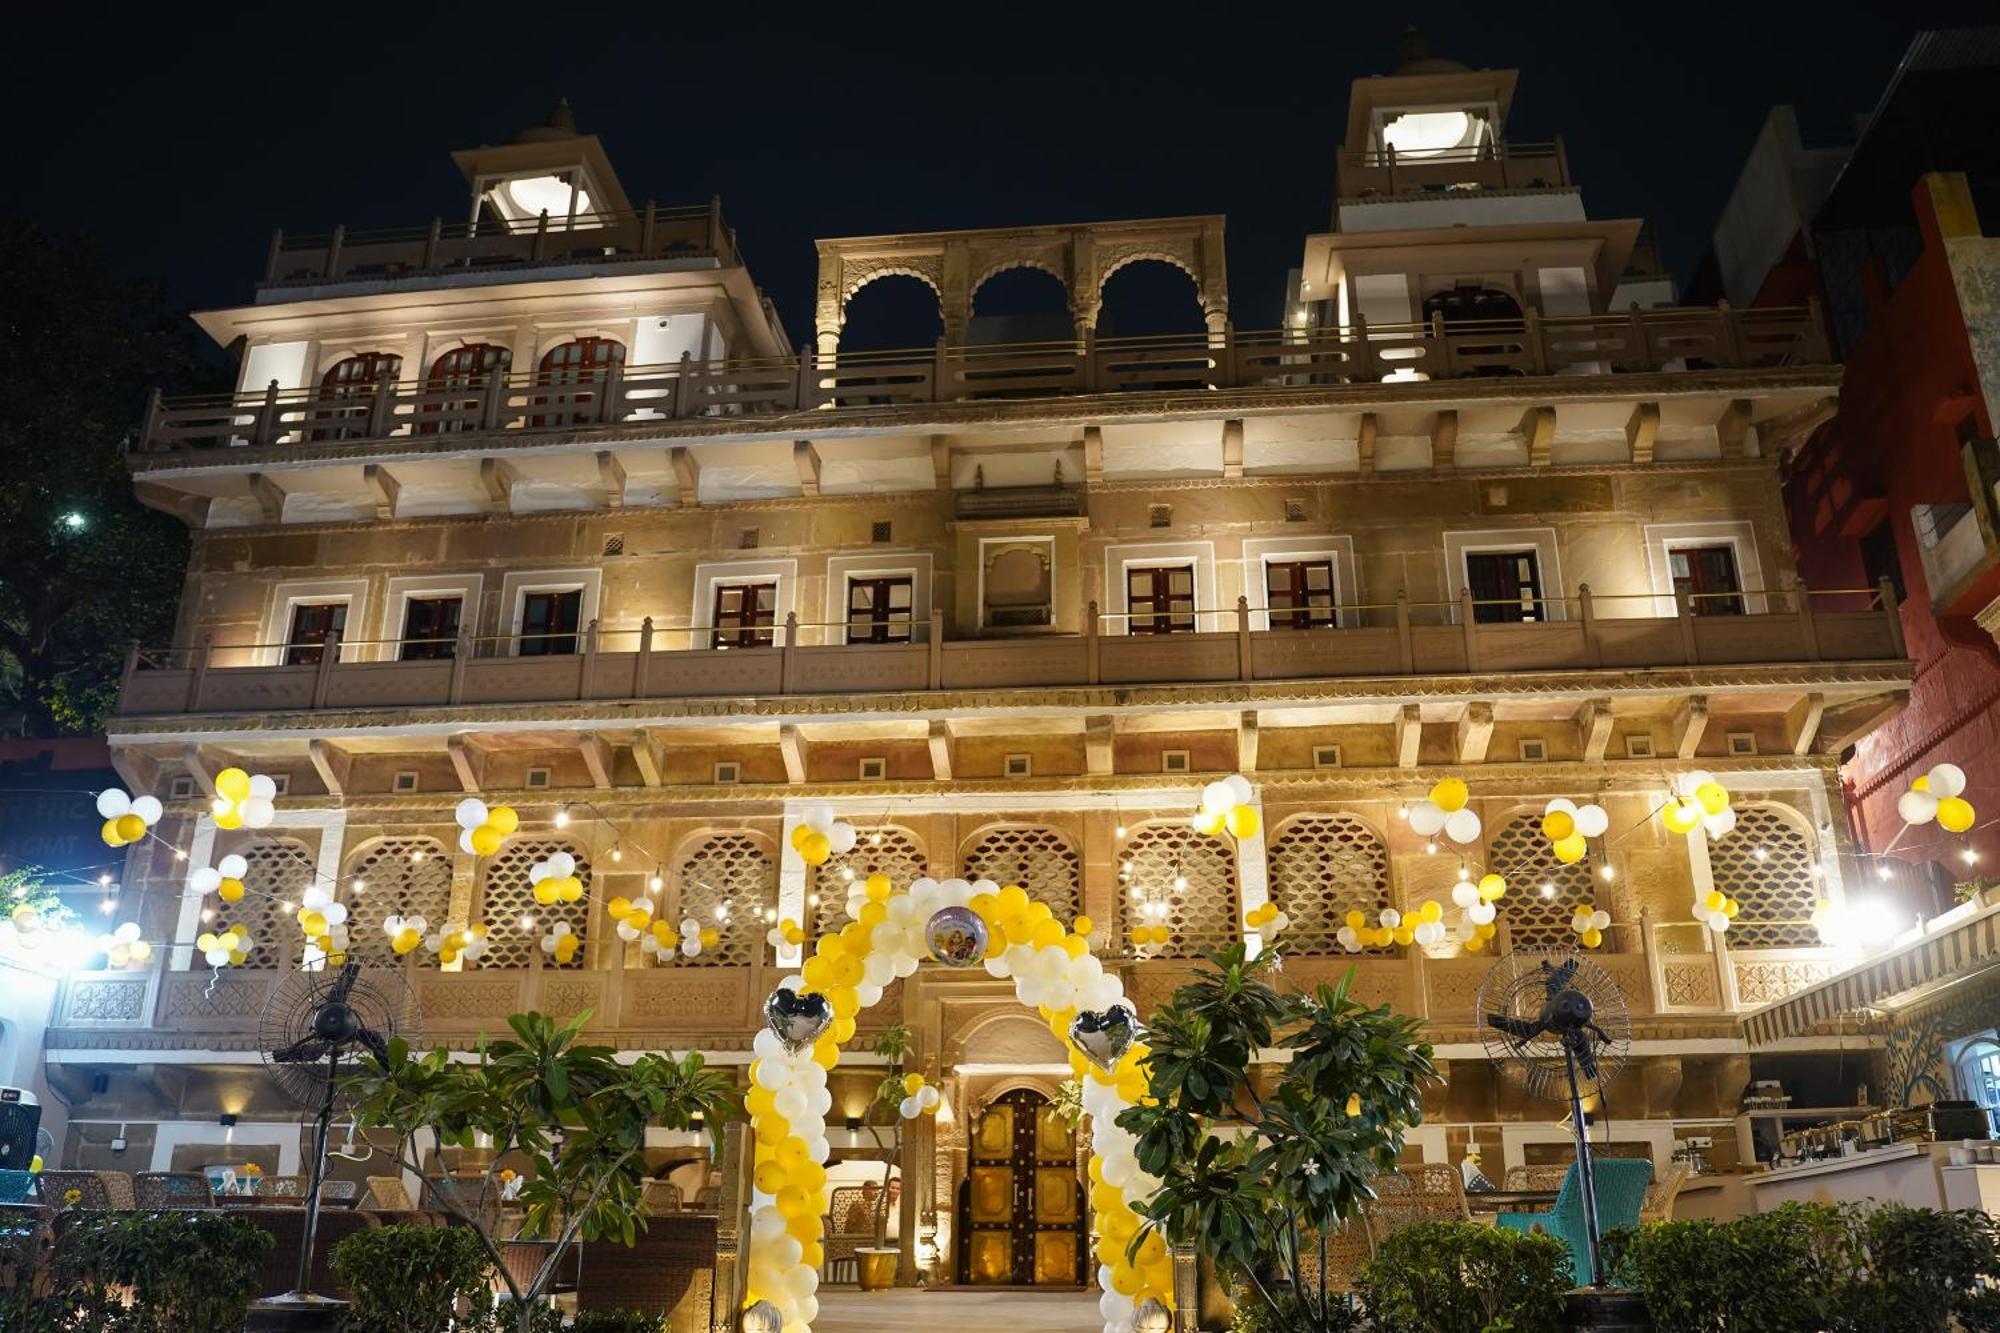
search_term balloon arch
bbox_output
[742,871,1163,1333]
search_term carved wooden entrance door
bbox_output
[957,1088,1084,1286]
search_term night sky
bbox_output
[16,3,1995,350]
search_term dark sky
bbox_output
[14,2,1996,349]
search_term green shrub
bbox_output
[564,1312,667,1333]
[1848,1204,2000,1332]
[1356,1220,1570,1333]
[50,1209,271,1331]
[1229,1291,1361,1332]
[332,1223,496,1333]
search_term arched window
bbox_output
[217,838,318,969]
[531,337,624,427]
[312,352,403,440]
[837,274,943,355]
[420,343,511,434]
[674,833,775,967]
[1267,815,1392,955]
[810,826,927,937]
[479,839,591,968]
[1486,812,1596,950]
[342,837,452,965]
[1116,823,1239,959]
[1705,806,1820,948]
[961,825,1082,922]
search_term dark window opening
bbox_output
[311,352,402,440]
[1127,565,1197,635]
[712,582,777,649]
[400,596,463,660]
[1465,550,1545,624]
[519,589,582,656]
[1669,545,1745,616]
[286,602,347,666]
[847,576,914,644]
[531,337,624,427]
[420,343,511,434]
[1265,559,1338,629]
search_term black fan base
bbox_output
[1563,1286,1651,1331]
[244,1292,348,1333]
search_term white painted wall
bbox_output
[237,341,311,396]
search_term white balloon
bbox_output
[241,798,276,828]
[682,938,700,957]
[801,802,835,833]
[1592,909,1612,931]
[1379,908,1402,929]
[96,789,132,818]
[1704,807,1737,839]
[1544,797,1577,816]
[205,947,232,966]
[548,852,576,878]
[460,829,479,855]
[302,887,331,911]
[1928,763,1968,799]
[1222,774,1254,806]
[189,867,222,894]
[248,774,278,800]
[827,822,857,854]
[1574,804,1610,838]
[1707,910,1731,932]
[1337,926,1362,952]
[323,902,349,927]
[1409,801,1448,836]
[1469,902,1497,926]
[1898,789,1941,825]
[1451,882,1479,909]
[454,797,489,830]
[130,795,163,825]
[1444,807,1483,844]
[218,854,248,879]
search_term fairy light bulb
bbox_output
[1425,841,1438,855]
[841,866,857,882]
[554,809,571,829]
[409,850,425,863]
[173,848,188,861]
[611,847,623,862]
[1115,824,1127,840]
[519,914,536,932]
[1964,849,1981,865]
[1397,804,1410,821]
[1599,865,1616,882]
[1173,875,1188,892]
[1456,863,1470,881]
[351,879,367,894]
[870,831,884,847]
[649,875,664,892]
[1540,882,1556,898]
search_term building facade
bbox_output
[25,42,1911,1290]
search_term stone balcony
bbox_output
[1335,139,1572,199]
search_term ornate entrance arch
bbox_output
[740,876,1168,1333]
[814,216,1229,359]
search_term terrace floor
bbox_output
[814,1287,1102,1330]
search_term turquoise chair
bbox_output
[1495,1158,1652,1285]
[0,1169,33,1205]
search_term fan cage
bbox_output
[1475,950,1631,1102]
[258,965,420,1111]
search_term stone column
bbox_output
[897,1111,931,1286]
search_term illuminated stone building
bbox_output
[28,41,1903,1294]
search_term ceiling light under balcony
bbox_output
[505,175,590,219]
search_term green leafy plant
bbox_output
[45,1209,271,1331]
[331,1223,497,1333]
[1119,946,1437,1333]
[1855,1203,2000,1331]
[345,1010,739,1333]
[563,1311,668,1333]
[1228,1289,1362,1332]
[859,1022,914,1246]
[1357,1220,1569,1333]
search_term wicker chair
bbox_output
[575,1213,718,1333]
[689,1185,720,1213]
[641,1179,684,1213]
[134,1172,214,1209]
[253,1174,309,1203]
[318,1179,359,1208]
[34,1171,110,1210]
[820,1185,877,1284]
[1364,1165,1469,1245]
[1293,1219,1375,1296]
[97,1172,136,1209]
[363,1176,417,1211]
[1638,1161,1690,1225]
[1503,1165,1572,1192]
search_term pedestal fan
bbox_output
[1477,951,1631,1288]
[251,961,417,1329]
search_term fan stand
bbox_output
[1559,1039,1649,1333]
[244,1047,348,1333]
[1561,1039,1606,1287]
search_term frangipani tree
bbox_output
[346,1011,738,1333]
[1119,946,1436,1332]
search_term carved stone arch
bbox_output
[839,260,946,306]
[962,1073,1068,1128]
[1265,812,1393,955]
[1094,245,1203,294]
[339,834,453,965]
[968,252,1072,302]
[671,829,779,967]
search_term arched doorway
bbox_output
[956,1087,1085,1286]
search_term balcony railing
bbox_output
[135,304,1832,454]
[256,200,737,288]
[114,584,1904,720]
[1336,139,1571,200]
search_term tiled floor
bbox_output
[813,1287,1102,1331]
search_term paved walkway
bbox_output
[813,1288,1102,1331]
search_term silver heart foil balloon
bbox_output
[740,1299,784,1333]
[925,905,989,968]
[762,986,833,1054]
[1069,1004,1142,1072]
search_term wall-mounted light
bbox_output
[845,1115,862,1132]
[220,1112,238,1144]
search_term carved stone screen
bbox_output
[1267,815,1391,955]
[962,825,1082,922]
[342,837,451,965]
[811,826,927,936]
[1707,806,1819,948]
[676,833,776,967]
[223,838,320,969]
[480,839,591,968]
[1486,813,1596,950]
[1117,823,1239,959]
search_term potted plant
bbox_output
[1120,945,1437,1333]
[345,1010,738,1333]
[851,1023,915,1291]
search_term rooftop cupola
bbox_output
[450,100,633,231]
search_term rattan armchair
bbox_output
[1502,1165,1571,1192]
[34,1171,111,1210]
[133,1172,213,1209]
[1292,1219,1375,1295]
[96,1172,136,1209]
[1363,1165,1469,1245]
[1638,1161,1690,1224]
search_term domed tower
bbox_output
[450,99,633,232]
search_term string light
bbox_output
[173,848,187,861]
[611,846,623,862]
[1173,874,1188,892]
[351,879,366,894]
[1752,847,1767,862]
[1425,841,1438,855]
[409,850,425,863]
[1540,882,1557,898]
[553,809,571,829]
[1397,804,1410,821]
[1965,849,1981,865]
[841,866,857,882]
[870,830,884,848]
[649,875,663,892]
[97,874,112,886]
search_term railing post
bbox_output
[1579,582,1602,668]
[1792,577,1820,661]
[780,612,799,694]
[1675,586,1699,664]
[1352,312,1373,383]
[1384,142,1397,195]
[634,616,654,698]
[312,630,341,709]
[639,200,657,256]
[1079,326,1099,394]
[1626,304,1651,370]
[1554,133,1570,187]
[256,380,281,448]
[932,336,953,403]
[1395,590,1414,672]
[579,619,598,700]
[1236,595,1253,681]
[673,351,695,419]
[1806,295,1831,362]
[1430,309,1453,379]
[1638,906,1664,1013]
[140,387,164,453]
[324,225,344,281]
[599,360,624,423]
[532,210,550,264]
[449,627,471,704]
[263,229,284,285]
[1525,307,1548,375]
[794,346,816,412]
[1713,922,1741,1013]
[1878,576,1906,657]
[1716,300,1745,368]
[121,639,141,694]
[368,373,396,439]
[927,608,943,690]
[189,634,214,711]
[1459,587,1479,671]
[422,217,442,270]
[482,367,508,431]
[1085,601,1101,685]
[706,195,724,256]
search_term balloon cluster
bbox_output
[189,853,250,904]
[789,803,857,868]
[453,798,520,856]
[427,921,489,966]
[195,923,255,967]
[100,921,152,968]
[765,917,806,952]
[1129,918,1172,950]
[1662,772,1735,839]
[1408,778,1483,844]
[1540,798,1608,865]
[210,769,278,830]
[608,894,715,960]
[744,1012,836,1329]
[5,904,49,950]
[383,913,429,956]
[528,852,584,905]
[1073,1019,1170,1324]
[1694,889,1741,934]
[896,1072,941,1120]
[1335,874,1504,957]
[1570,903,1613,948]
[1898,763,1975,834]
[1191,775,1259,839]
[1243,902,1288,940]
[540,921,580,965]
[96,788,163,848]
[295,886,352,965]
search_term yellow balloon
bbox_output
[215,768,252,803]
[1392,924,1416,947]
[1478,873,1507,901]
[1938,796,1977,834]
[219,878,244,903]
[1192,809,1226,836]
[1553,833,1588,863]
[532,882,558,906]
[1914,775,1931,792]
[698,928,719,949]
[1694,782,1730,816]
[554,936,579,963]
[214,808,243,831]
[470,825,503,856]
[1723,898,1740,919]
[902,1072,926,1097]
[754,1161,787,1194]
[799,831,831,865]
[1225,804,1261,840]
[608,896,633,921]
[865,872,893,902]
[558,877,584,903]
[996,884,1030,915]
[1419,899,1443,923]
[1429,778,1469,813]
[486,806,519,836]
[1542,809,1575,841]
[129,940,152,962]
[812,1036,840,1070]
[1704,890,1726,913]
[115,813,148,842]
[1663,801,1701,835]
[100,818,127,848]
[1581,927,1603,949]
[1073,914,1094,937]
